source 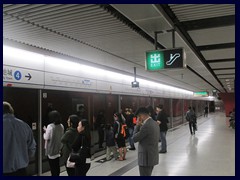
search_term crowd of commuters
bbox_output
[2,101,168,176]
[4,100,212,176]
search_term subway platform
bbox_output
[42,112,235,176]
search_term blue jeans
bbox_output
[128,127,135,148]
[160,131,167,152]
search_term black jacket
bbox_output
[156,110,169,132]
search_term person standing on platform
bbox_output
[76,104,87,119]
[105,124,118,160]
[72,119,91,176]
[204,105,209,117]
[146,105,156,121]
[113,112,127,161]
[124,108,136,150]
[43,110,64,176]
[156,104,169,153]
[3,102,36,176]
[61,115,80,176]
[95,110,105,149]
[133,107,159,176]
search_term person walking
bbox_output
[43,110,64,176]
[186,106,197,135]
[133,107,160,176]
[3,101,36,176]
[61,115,79,176]
[156,104,169,153]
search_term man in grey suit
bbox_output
[133,107,160,176]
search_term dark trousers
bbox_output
[189,121,196,134]
[98,127,104,148]
[3,168,27,176]
[139,166,154,176]
[66,166,75,176]
[160,131,167,152]
[48,157,60,176]
[75,163,91,176]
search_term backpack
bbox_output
[115,121,129,139]
[121,124,130,139]
[191,114,197,123]
[186,111,196,123]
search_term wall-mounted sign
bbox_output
[3,65,44,85]
[145,48,186,71]
[193,91,209,97]
[82,79,91,85]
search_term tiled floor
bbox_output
[43,112,235,176]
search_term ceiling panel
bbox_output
[169,4,235,21]
[201,48,235,60]
[214,69,235,74]
[209,61,235,69]
[188,26,235,46]
[3,4,235,94]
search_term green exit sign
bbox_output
[146,51,164,71]
[193,91,209,97]
[145,48,186,71]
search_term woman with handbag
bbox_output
[71,119,91,176]
[61,115,79,176]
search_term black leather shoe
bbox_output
[159,151,167,153]
[129,147,136,150]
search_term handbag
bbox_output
[66,155,75,168]
[69,136,89,163]
[69,151,81,162]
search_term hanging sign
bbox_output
[146,48,186,71]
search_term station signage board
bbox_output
[145,48,186,71]
[193,91,209,97]
[3,65,44,85]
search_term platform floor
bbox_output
[42,112,235,176]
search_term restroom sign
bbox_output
[146,48,186,71]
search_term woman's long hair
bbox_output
[69,114,80,128]
[114,112,124,123]
[80,119,91,143]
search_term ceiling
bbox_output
[3,4,235,95]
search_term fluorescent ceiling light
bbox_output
[4,45,194,97]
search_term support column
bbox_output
[170,99,173,128]
[37,90,42,176]
[118,95,121,112]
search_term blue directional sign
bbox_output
[14,70,22,80]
